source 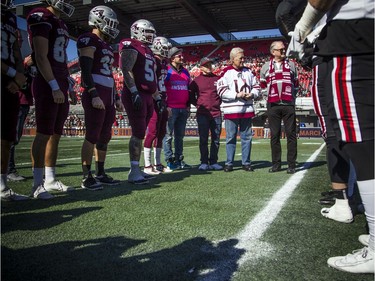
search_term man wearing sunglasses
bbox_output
[260,41,299,174]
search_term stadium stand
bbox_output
[24,38,315,137]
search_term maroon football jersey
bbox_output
[155,56,168,94]
[1,10,18,69]
[27,7,70,77]
[119,38,157,94]
[77,32,115,79]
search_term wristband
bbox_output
[48,79,60,91]
[6,67,17,78]
[296,3,325,42]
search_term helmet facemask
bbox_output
[48,0,75,17]
[89,6,119,39]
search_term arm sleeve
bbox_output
[79,56,95,90]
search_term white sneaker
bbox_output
[359,234,370,247]
[7,172,26,182]
[198,164,209,171]
[1,188,30,201]
[128,169,149,185]
[327,247,374,273]
[32,184,54,199]
[155,164,173,173]
[141,170,156,180]
[143,166,161,175]
[321,198,353,223]
[209,163,223,170]
[44,180,74,192]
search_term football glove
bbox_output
[131,91,142,111]
[156,98,166,114]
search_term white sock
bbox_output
[45,166,56,184]
[1,174,8,192]
[357,179,375,251]
[154,148,162,165]
[33,168,44,187]
[143,147,152,167]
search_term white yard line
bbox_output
[197,142,326,281]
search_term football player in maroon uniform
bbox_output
[143,36,171,175]
[1,0,29,200]
[119,19,162,184]
[78,6,124,190]
[27,0,75,199]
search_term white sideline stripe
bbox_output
[197,142,326,281]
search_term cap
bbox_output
[169,47,182,58]
[200,57,213,67]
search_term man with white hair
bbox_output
[217,47,260,172]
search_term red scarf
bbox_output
[267,58,294,103]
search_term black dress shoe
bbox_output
[286,167,295,174]
[269,166,281,173]
[242,165,254,171]
[224,165,233,172]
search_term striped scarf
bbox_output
[266,58,294,103]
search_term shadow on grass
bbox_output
[2,236,244,281]
[1,206,102,233]
[0,183,157,214]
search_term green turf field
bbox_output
[1,137,371,281]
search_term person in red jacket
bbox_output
[189,57,223,171]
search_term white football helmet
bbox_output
[130,19,156,45]
[46,0,75,17]
[89,6,119,39]
[151,36,172,58]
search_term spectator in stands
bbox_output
[216,47,260,172]
[27,0,76,199]
[260,41,299,174]
[288,0,374,273]
[77,6,124,190]
[7,55,34,182]
[163,47,192,170]
[143,37,172,175]
[189,57,223,171]
[1,0,29,201]
[119,19,160,184]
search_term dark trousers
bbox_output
[197,115,222,165]
[8,105,30,173]
[267,104,297,168]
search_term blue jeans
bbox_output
[224,118,253,166]
[8,105,30,173]
[163,108,189,162]
[197,114,222,165]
